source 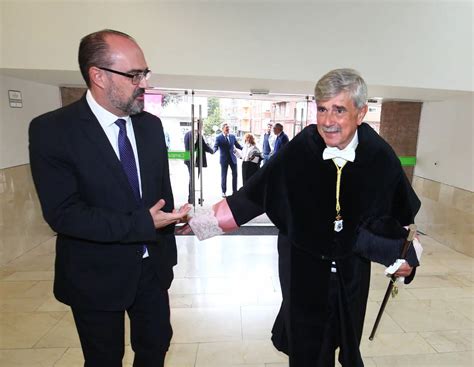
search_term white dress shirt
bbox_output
[86,90,142,195]
[324,131,359,168]
[322,131,359,272]
[86,91,148,258]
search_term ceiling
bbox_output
[1,68,471,104]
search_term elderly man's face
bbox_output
[273,126,281,135]
[102,34,149,116]
[316,92,367,150]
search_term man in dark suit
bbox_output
[213,123,243,197]
[184,128,214,204]
[261,123,274,165]
[29,29,190,367]
[272,123,289,155]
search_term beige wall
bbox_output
[0,75,60,169]
[0,165,54,266]
[413,176,473,257]
[415,93,473,192]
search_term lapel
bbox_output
[131,113,152,203]
[76,97,137,204]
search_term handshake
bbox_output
[149,199,235,240]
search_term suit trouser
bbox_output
[185,161,192,203]
[220,161,237,194]
[71,258,172,367]
[262,153,271,165]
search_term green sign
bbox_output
[399,156,417,166]
[168,151,190,160]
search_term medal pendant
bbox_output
[334,219,343,232]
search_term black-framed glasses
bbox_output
[98,67,151,85]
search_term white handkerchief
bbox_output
[385,259,405,275]
[413,237,423,262]
[188,208,224,240]
[385,259,406,283]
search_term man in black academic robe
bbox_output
[227,120,420,366]
[189,69,421,367]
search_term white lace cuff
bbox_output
[188,208,224,240]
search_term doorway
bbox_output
[144,88,316,213]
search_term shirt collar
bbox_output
[326,130,359,152]
[86,90,130,128]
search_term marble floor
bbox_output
[0,233,472,367]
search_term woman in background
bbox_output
[241,133,262,184]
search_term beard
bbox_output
[108,84,145,116]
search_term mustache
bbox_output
[320,125,341,133]
[133,88,145,99]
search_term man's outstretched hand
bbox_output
[149,199,191,229]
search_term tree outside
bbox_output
[202,97,222,137]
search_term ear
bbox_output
[357,104,368,125]
[89,66,107,90]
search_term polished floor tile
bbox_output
[0,348,66,367]
[371,351,473,366]
[194,340,288,367]
[419,329,473,353]
[171,307,242,343]
[1,227,473,366]
[0,311,65,348]
[35,312,81,348]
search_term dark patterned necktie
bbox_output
[115,119,147,255]
[115,119,141,202]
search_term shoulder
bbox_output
[30,98,86,139]
[357,123,401,170]
[134,111,161,124]
[31,98,83,125]
[29,98,89,155]
[133,111,163,132]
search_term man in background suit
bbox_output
[184,128,214,204]
[213,122,243,197]
[29,29,190,367]
[261,123,275,165]
[272,123,289,155]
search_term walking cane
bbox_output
[369,224,417,340]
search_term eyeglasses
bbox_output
[98,67,151,85]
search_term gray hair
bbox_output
[314,68,367,109]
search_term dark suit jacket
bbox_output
[273,132,289,154]
[213,133,243,165]
[29,95,177,311]
[184,131,213,168]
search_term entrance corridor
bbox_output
[0,165,472,366]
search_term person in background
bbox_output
[184,128,214,204]
[213,122,243,197]
[241,132,262,184]
[29,29,190,367]
[188,68,421,367]
[261,123,275,165]
[272,122,289,155]
[164,130,171,150]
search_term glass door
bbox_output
[144,89,208,207]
